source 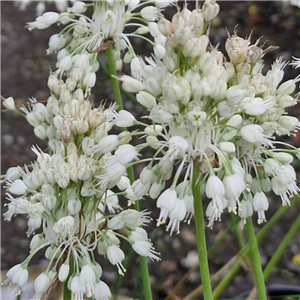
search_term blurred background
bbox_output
[1,1,300,299]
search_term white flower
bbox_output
[132,240,160,261]
[58,263,70,282]
[115,144,139,164]
[93,135,119,153]
[2,96,16,110]
[253,192,269,224]
[94,280,111,300]
[166,136,189,160]
[167,197,187,235]
[120,75,145,93]
[107,244,126,275]
[141,6,160,21]
[202,0,220,21]
[34,272,51,300]
[70,1,87,14]
[240,124,271,145]
[4,167,20,181]
[131,179,151,201]
[205,175,226,212]
[5,263,29,291]
[206,199,227,228]
[6,179,27,195]
[223,173,245,213]
[157,188,177,226]
[238,199,253,227]
[53,216,75,240]
[114,110,136,127]
[30,234,45,251]
[80,264,96,298]
[70,275,86,300]
[48,34,67,52]
[136,91,157,108]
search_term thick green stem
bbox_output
[245,217,267,299]
[105,47,124,112]
[63,279,71,300]
[192,167,213,299]
[105,46,152,300]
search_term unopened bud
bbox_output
[202,0,220,22]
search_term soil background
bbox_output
[1,1,300,300]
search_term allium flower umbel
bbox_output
[26,0,174,92]
[121,0,300,232]
[2,74,158,298]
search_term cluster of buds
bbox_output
[2,74,159,299]
[120,0,300,232]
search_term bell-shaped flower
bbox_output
[94,280,111,300]
[5,263,29,290]
[238,199,253,227]
[34,272,52,299]
[253,192,269,224]
[80,264,96,298]
[107,244,126,275]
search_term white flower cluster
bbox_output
[26,0,173,92]
[3,75,159,299]
[120,1,300,232]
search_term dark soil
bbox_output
[1,1,300,300]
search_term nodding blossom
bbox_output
[120,1,300,233]
[2,74,157,299]
[26,0,174,93]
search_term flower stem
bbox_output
[105,47,123,112]
[105,45,153,300]
[244,217,267,299]
[192,166,213,299]
[63,279,71,300]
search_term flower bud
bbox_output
[2,96,16,110]
[202,0,220,21]
[48,34,67,52]
[141,6,159,21]
[273,152,293,164]
[174,27,191,45]
[115,144,139,164]
[70,1,87,14]
[58,263,70,282]
[277,79,296,95]
[42,12,59,25]
[34,272,51,295]
[83,72,96,88]
[136,91,156,108]
[58,55,72,71]
[154,44,166,59]
[225,35,250,64]
[114,110,136,127]
[182,35,209,58]
[158,18,171,36]
[238,199,253,226]
[218,141,236,153]
[120,75,145,93]
[93,135,119,153]
[5,167,20,181]
[7,179,27,195]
